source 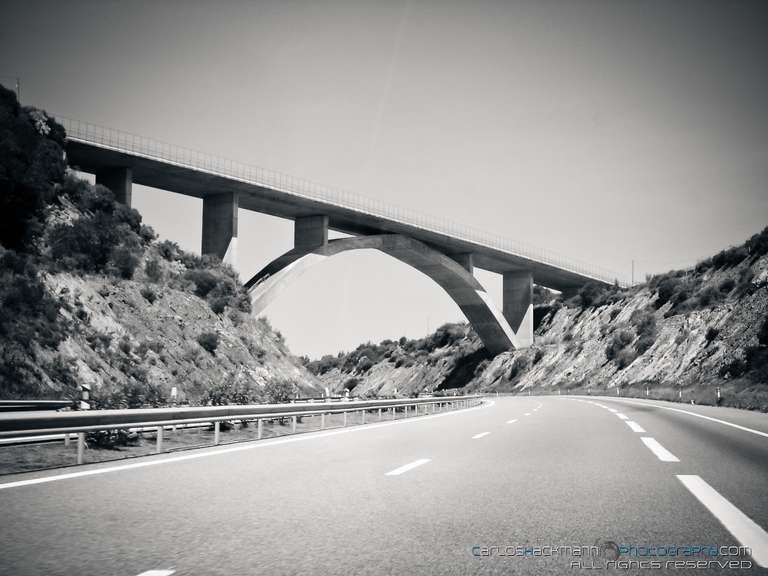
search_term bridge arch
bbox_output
[244,234,519,354]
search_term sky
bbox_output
[1,0,767,358]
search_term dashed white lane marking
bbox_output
[678,475,768,567]
[0,401,494,491]
[641,437,680,462]
[136,570,175,576]
[625,421,646,433]
[616,413,630,420]
[385,458,431,476]
[506,419,518,424]
[472,432,491,439]
[609,399,768,440]
[524,413,531,416]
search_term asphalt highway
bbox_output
[1,396,767,575]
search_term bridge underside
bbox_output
[244,233,531,354]
[64,138,625,352]
[67,140,612,292]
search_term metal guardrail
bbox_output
[57,116,628,287]
[0,396,483,465]
[0,400,75,412]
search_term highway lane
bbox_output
[0,396,767,575]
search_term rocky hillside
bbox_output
[0,85,320,406]
[308,230,768,411]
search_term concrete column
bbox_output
[503,270,534,348]
[95,167,132,206]
[202,191,238,269]
[294,215,328,250]
[449,253,474,274]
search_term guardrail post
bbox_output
[156,426,164,453]
[320,413,325,429]
[257,419,263,439]
[64,433,70,447]
[292,415,297,433]
[214,421,220,445]
[343,411,347,427]
[391,407,396,420]
[378,408,382,420]
[76,432,85,464]
[361,410,366,424]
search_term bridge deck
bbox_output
[60,117,623,291]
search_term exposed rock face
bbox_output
[313,252,768,411]
[40,261,321,406]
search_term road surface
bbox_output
[1,396,767,575]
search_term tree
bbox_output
[263,378,296,403]
[0,84,66,250]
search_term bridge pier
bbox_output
[95,167,132,206]
[202,191,239,270]
[294,215,328,249]
[503,271,534,348]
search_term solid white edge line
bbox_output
[677,475,768,567]
[608,408,618,413]
[0,401,494,491]
[583,397,768,439]
[136,570,175,576]
[640,436,680,462]
[625,420,646,433]
[385,458,431,476]
[506,419,518,424]
[616,413,630,420]
[472,432,490,439]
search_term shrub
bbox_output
[156,240,180,261]
[140,286,157,303]
[185,269,219,298]
[263,378,296,403]
[719,357,747,378]
[635,334,655,355]
[711,246,748,269]
[203,372,259,405]
[734,268,755,297]
[145,258,162,282]
[745,227,768,260]
[758,316,768,347]
[745,346,768,382]
[357,355,374,372]
[696,286,720,308]
[197,331,219,354]
[655,276,681,308]
[578,283,606,308]
[705,326,719,343]
[630,308,656,337]
[118,336,132,355]
[606,329,634,361]
[615,348,637,370]
[718,278,735,294]
[533,349,545,365]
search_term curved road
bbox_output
[1,396,767,575]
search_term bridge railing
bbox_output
[57,116,628,287]
[0,396,482,466]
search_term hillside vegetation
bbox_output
[309,229,768,410]
[0,85,320,406]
